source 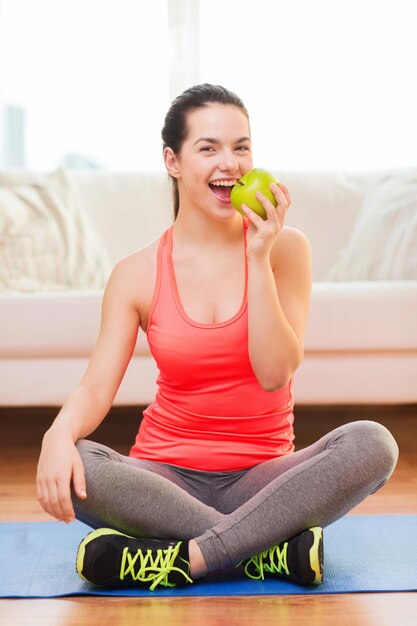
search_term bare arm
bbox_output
[241,181,312,391]
[247,228,312,390]
[49,259,141,442]
[37,255,142,522]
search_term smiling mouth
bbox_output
[208,180,236,203]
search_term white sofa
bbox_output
[1,168,416,406]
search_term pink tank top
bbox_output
[129,218,295,471]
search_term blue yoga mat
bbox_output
[1,515,416,597]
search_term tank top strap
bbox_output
[146,226,177,334]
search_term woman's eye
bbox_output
[200,146,215,152]
[235,145,250,152]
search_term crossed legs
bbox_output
[73,420,398,577]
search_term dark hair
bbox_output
[161,83,249,219]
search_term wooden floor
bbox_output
[1,404,417,625]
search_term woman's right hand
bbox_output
[36,427,87,523]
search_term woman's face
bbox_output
[169,103,253,220]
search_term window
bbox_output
[1,0,416,171]
[0,0,169,170]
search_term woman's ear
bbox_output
[164,147,180,179]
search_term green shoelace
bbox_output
[242,542,290,581]
[119,543,193,591]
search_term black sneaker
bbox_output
[240,526,323,585]
[76,528,193,591]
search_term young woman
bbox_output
[36,84,399,591]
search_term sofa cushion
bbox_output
[66,170,173,263]
[326,171,417,281]
[305,281,417,350]
[0,291,151,358]
[0,169,113,291]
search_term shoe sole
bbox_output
[76,528,136,585]
[309,526,324,585]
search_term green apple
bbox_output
[230,168,280,220]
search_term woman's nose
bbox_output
[219,150,238,172]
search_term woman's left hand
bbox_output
[241,182,291,260]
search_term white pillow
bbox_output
[0,169,113,291]
[326,172,417,281]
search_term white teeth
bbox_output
[210,180,237,187]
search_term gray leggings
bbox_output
[73,420,398,573]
